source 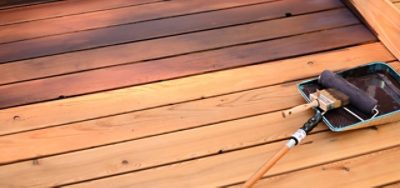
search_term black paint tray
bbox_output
[298,62,400,132]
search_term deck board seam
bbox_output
[0,57,397,140]
[0,36,377,110]
[0,0,61,10]
[0,20,360,87]
[0,32,376,109]
[0,0,284,45]
[0,6,345,61]
[58,128,335,187]
[0,0,279,27]
[377,179,400,187]
[57,133,400,187]
[0,0,164,26]
[0,105,324,166]
[222,144,400,187]
[1,58,396,165]
[0,41,387,138]
[0,1,396,186]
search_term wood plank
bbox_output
[0,0,343,62]
[0,110,326,187]
[382,181,400,188]
[0,43,395,164]
[0,83,303,164]
[0,51,397,165]
[233,146,400,188]
[1,60,396,186]
[347,0,400,60]
[0,0,58,10]
[0,0,277,42]
[0,8,357,85]
[64,122,400,188]
[2,94,399,187]
[0,0,159,25]
[0,42,393,136]
[391,61,400,72]
[0,13,367,109]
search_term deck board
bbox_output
[234,146,400,188]
[0,0,278,43]
[0,44,394,165]
[0,0,343,62]
[0,24,376,108]
[0,111,324,187]
[65,123,400,188]
[0,0,160,25]
[382,181,400,188]
[346,0,400,60]
[2,121,399,187]
[0,83,301,163]
[0,0,399,187]
[0,42,393,136]
[0,8,357,85]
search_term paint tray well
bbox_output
[298,62,400,132]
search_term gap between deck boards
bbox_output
[0,45,397,187]
[0,0,343,62]
[0,24,376,109]
[0,42,393,136]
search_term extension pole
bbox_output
[243,145,290,188]
[243,110,323,188]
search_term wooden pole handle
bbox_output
[282,100,318,118]
[243,145,290,188]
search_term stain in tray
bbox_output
[300,67,400,130]
[347,73,400,114]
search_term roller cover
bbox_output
[319,70,378,115]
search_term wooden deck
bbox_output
[393,0,400,9]
[0,0,399,187]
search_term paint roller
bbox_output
[282,70,378,118]
[319,70,378,116]
[244,70,379,188]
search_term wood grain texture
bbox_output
[234,146,400,188]
[0,8,357,85]
[0,110,325,187]
[0,83,303,164]
[0,43,394,165]
[0,0,343,62]
[390,61,400,72]
[382,181,400,188]
[0,0,277,43]
[0,0,159,25]
[0,45,396,165]
[347,0,400,60]
[0,63,395,186]
[0,0,58,9]
[0,1,397,187]
[66,122,400,188]
[0,42,393,136]
[0,18,370,109]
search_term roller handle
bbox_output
[282,100,318,118]
[243,146,290,188]
[243,111,322,188]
